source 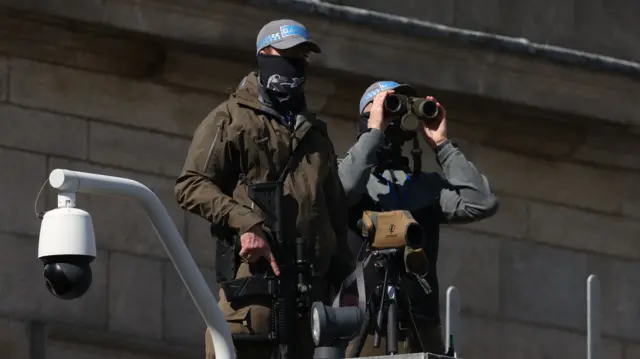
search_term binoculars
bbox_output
[383,94,439,132]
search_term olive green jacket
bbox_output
[175,72,353,287]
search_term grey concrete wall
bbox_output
[335,0,640,61]
[0,5,639,359]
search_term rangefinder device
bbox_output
[383,94,439,132]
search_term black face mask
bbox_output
[257,54,307,114]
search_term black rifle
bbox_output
[220,158,315,359]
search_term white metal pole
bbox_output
[445,286,460,358]
[587,274,601,359]
[48,169,234,359]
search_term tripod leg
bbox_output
[373,291,385,348]
[387,300,398,355]
[347,307,372,358]
[373,265,390,348]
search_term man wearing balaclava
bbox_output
[175,19,354,359]
[338,82,499,357]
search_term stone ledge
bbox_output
[47,320,451,359]
[47,322,200,358]
[0,0,638,127]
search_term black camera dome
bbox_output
[42,256,93,300]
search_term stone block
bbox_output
[0,149,46,236]
[472,114,583,160]
[456,315,503,359]
[0,317,30,359]
[88,121,189,177]
[323,115,357,157]
[500,241,588,330]
[186,213,217,268]
[108,252,163,339]
[0,104,88,159]
[0,14,164,77]
[445,120,489,146]
[621,173,640,221]
[47,158,185,259]
[161,51,252,94]
[460,196,529,239]
[501,321,623,359]
[0,234,108,328]
[453,0,501,32]
[437,229,500,315]
[0,56,6,101]
[481,53,640,128]
[574,0,640,62]
[470,146,624,213]
[338,0,455,25]
[528,202,640,260]
[162,263,218,344]
[9,59,214,136]
[572,125,640,171]
[497,1,577,47]
[47,340,181,359]
[626,343,640,359]
[587,256,640,341]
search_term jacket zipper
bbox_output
[203,122,224,170]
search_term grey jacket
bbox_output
[338,129,498,223]
[338,128,498,323]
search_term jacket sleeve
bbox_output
[324,148,356,289]
[338,129,385,205]
[435,140,499,224]
[174,105,264,235]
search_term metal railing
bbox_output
[365,274,602,359]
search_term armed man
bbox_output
[339,81,499,356]
[175,19,354,359]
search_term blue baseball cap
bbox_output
[256,19,321,54]
[359,81,417,114]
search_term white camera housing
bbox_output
[38,192,96,300]
[38,193,96,258]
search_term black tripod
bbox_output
[349,248,424,357]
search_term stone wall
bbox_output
[333,0,640,62]
[0,6,639,359]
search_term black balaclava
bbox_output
[257,54,307,117]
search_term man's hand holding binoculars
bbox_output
[420,96,448,148]
[367,90,394,132]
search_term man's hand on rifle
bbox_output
[239,224,281,276]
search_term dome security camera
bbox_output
[38,193,97,300]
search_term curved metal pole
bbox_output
[445,286,460,358]
[48,169,234,359]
